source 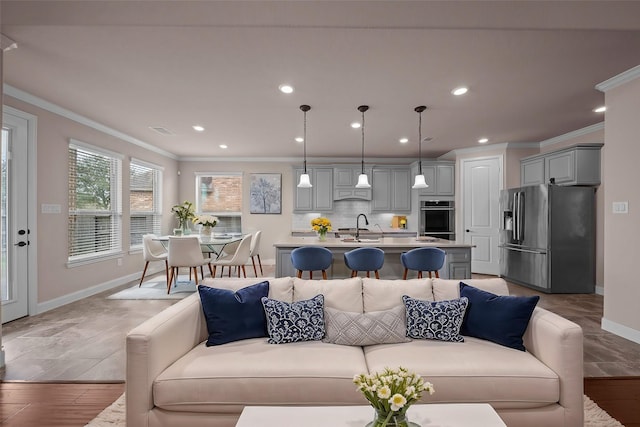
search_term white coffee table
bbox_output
[235,403,507,426]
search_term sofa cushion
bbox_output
[363,338,559,409]
[294,277,363,312]
[262,294,325,344]
[432,278,508,301]
[322,305,411,346]
[198,281,269,346]
[402,295,468,342]
[460,282,539,351]
[200,277,293,302]
[153,338,367,412]
[363,278,433,312]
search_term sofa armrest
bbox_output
[126,293,207,426]
[523,307,584,426]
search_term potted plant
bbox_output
[193,214,219,237]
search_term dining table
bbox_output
[155,233,244,259]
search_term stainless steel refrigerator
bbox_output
[499,184,595,293]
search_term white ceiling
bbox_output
[3,1,640,160]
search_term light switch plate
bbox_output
[612,201,629,214]
[41,203,61,214]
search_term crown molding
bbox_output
[3,84,178,160]
[596,64,640,92]
[439,142,539,160]
[539,122,604,148]
[179,156,416,163]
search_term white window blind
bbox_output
[130,160,162,249]
[68,142,122,263]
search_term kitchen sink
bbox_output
[341,238,380,243]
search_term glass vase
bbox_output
[180,221,191,235]
[318,230,327,241]
[365,409,419,427]
[200,226,212,238]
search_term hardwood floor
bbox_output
[584,377,640,427]
[0,382,124,427]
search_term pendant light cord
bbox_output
[303,108,308,173]
[418,109,422,174]
[361,109,365,174]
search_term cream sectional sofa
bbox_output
[126,277,584,427]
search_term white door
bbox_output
[1,109,32,323]
[462,156,502,275]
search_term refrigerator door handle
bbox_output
[512,192,518,241]
[499,245,546,255]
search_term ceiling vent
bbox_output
[149,126,175,136]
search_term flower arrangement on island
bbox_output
[193,214,219,228]
[311,217,332,240]
[354,366,434,427]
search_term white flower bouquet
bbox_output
[353,366,434,427]
[193,214,219,228]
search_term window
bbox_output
[195,172,242,233]
[68,140,122,264]
[130,159,162,249]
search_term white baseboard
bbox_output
[36,266,164,314]
[601,317,640,345]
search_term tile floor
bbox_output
[1,268,640,381]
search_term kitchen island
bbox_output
[274,236,473,279]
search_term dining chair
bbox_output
[400,247,446,279]
[139,234,169,287]
[167,236,213,293]
[249,230,263,276]
[344,247,384,279]
[291,246,333,279]
[211,234,253,278]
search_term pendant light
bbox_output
[355,105,371,188]
[297,105,312,188]
[412,105,429,189]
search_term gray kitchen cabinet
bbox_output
[293,167,334,212]
[445,248,471,279]
[333,165,372,200]
[519,143,603,186]
[372,167,411,212]
[417,161,455,197]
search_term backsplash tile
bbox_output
[292,200,401,230]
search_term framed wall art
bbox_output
[249,173,282,214]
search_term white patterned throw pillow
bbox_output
[322,305,411,346]
[261,294,325,344]
[402,295,469,342]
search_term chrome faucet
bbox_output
[356,213,369,241]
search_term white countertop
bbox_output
[274,236,473,248]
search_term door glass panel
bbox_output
[1,128,10,303]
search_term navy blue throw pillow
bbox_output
[198,281,270,346]
[459,282,539,351]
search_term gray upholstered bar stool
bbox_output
[344,247,384,279]
[291,246,333,279]
[400,247,446,279]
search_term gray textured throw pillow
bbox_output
[322,305,411,346]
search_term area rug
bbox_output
[106,276,196,300]
[85,394,624,426]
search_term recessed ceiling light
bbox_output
[351,122,361,129]
[192,125,205,132]
[399,138,409,144]
[593,106,606,113]
[279,84,294,94]
[478,138,489,144]
[295,137,304,143]
[219,144,228,149]
[452,86,468,96]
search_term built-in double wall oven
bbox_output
[419,200,455,241]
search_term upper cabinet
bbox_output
[371,167,411,212]
[293,167,333,212]
[416,161,455,197]
[333,165,372,200]
[520,143,603,187]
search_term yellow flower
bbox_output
[311,217,332,233]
